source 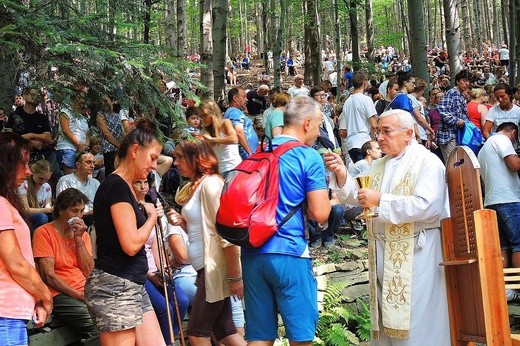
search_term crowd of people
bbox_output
[1,40,520,346]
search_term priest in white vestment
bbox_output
[324,109,451,346]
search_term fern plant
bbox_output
[315,282,361,346]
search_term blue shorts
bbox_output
[241,253,318,342]
[57,149,77,169]
[488,202,520,252]
[0,317,28,346]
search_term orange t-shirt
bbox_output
[32,223,93,297]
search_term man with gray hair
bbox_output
[246,84,270,119]
[241,96,331,345]
[325,109,450,345]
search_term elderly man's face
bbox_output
[295,77,304,87]
[376,115,413,157]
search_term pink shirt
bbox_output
[0,197,37,319]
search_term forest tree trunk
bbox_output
[165,0,177,55]
[365,0,374,61]
[213,0,227,100]
[177,0,187,57]
[200,0,214,99]
[407,0,429,89]
[304,0,321,85]
[443,0,464,80]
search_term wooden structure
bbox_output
[440,146,519,345]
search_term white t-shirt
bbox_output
[339,93,377,150]
[499,48,510,60]
[408,94,427,140]
[56,107,90,151]
[486,104,520,140]
[183,186,204,271]
[478,134,520,206]
[287,86,309,98]
[56,173,100,213]
[16,180,52,208]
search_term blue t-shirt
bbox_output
[224,107,259,159]
[243,135,327,257]
[389,93,414,114]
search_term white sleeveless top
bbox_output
[212,132,242,174]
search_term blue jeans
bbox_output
[0,317,28,346]
[29,213,51,233]
[488,202,520,252]
[309,204,344,243]
[144,278,189,343]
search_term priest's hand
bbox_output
[357,188,381,208]
[323,151,347,187]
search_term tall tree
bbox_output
[407,0,429,87]
[177,0,187,57]
[334,0,342,99]
[443,0,463,80]
[273,0,284,88]
[365,0,374,61]
[346,0,360,64]
[472,0,482,54]
[303,0,321,85]
[200,0,214,98]
[165,0,177,56]
[213,0,227,100]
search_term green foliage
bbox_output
[351,299,371,341]
[316,282,370,346]
[1,0,201,135]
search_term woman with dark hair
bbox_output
[0,132,53,345]
[32,188,98,340]
[483,82,520,139]
[167,139,246,346]
[85,118,165,345]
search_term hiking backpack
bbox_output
[216,139,303,247]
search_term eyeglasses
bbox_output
[374,128,407,138]
[314,93,326,97]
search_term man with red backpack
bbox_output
[240,96,330,345]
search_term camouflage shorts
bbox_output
[84,268,153,332]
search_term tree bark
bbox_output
[273,0,283,88]
[458,0,471,52]
[407,0,429,88]
[365,0,374,61]
[177,0,187,57]
[334,0,341,99]
[200,0,214,99]
[213,0,227,100]
[348,0,360,64]
[492,0,500,45]
[165,0,177,55]
[443,0,464,81]
[502,0,509,43]
[304,0,321,85]
[472,0,482,54]
[509,0,518,86]
[144,0,152,44]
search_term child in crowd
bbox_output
[181,106,201,137]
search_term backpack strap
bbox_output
[273,140,305,229]
[272,140,304,156]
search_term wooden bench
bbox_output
[504,268,520,345]
[28,317,99,346]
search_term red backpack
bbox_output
[216,140,304,247]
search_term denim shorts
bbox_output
[488,202,520,252]
[84,268,152,332]
[242,253,318,342]
[56,148,77,169]
[0,317,28,346]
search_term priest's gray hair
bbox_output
[284,96,321,127]
[380,109,415,130]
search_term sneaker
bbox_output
[506,289,520,302]
[323,239,335,248]
[309,238,322,248]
